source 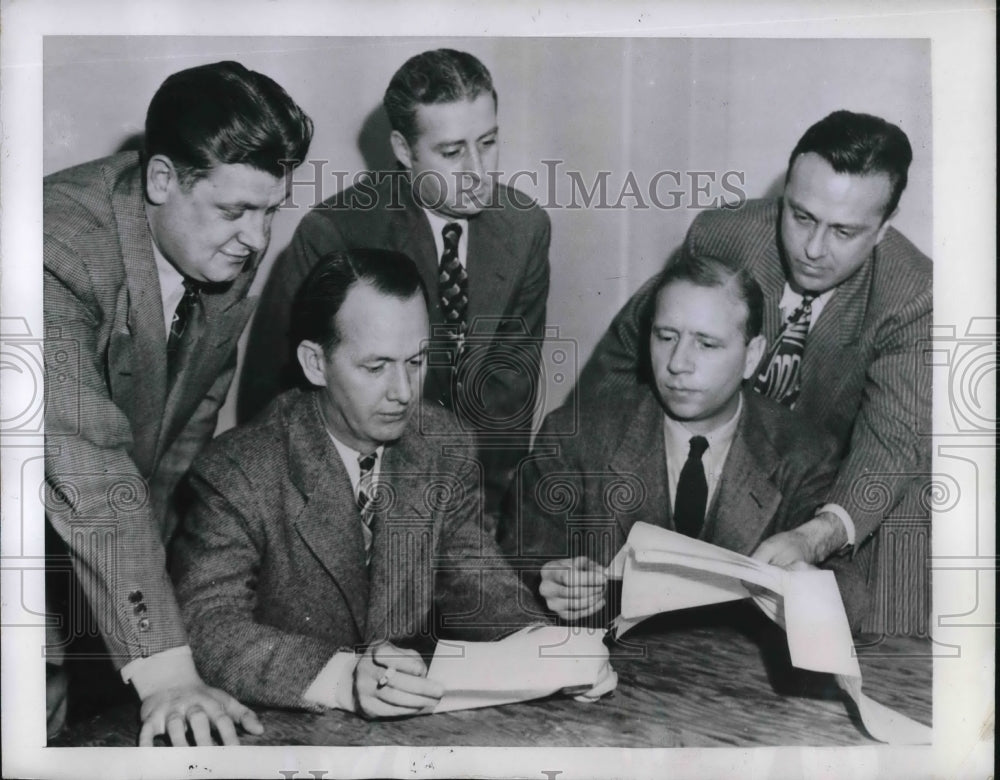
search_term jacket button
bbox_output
[128,590,143,604]
[133,603,147,615]
[138,618,150,632]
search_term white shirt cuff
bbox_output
[818,503,856,549]
[303,651,359,711]
[120,645,200,699]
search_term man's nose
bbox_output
[804,224,828,260]
[238,212,269,252]
[386,364,413,404]
[667,337,695,373]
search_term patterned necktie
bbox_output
[753,293,816,407]
[167,278,200,381]
[674,435,709,538]
[438,223,467,345]
[357,452,378,566]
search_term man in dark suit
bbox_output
[240,48,551,517]
[172,249,610,717]
[44,61,313,743]
[571,111,932,626]
[502,252,840,623]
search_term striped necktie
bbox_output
[357,452,378,566]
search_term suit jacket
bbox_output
[502,388,839,568]
[171,389,540,711]
[238,174,551,511]
[573,199,932,622]
[44,152,258,667]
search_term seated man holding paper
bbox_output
[172,248,613,718]
[501,252,842,624]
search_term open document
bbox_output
[607,521,932,745]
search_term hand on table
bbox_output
[138,681,263,746]
[539,556,608,621]
[353,641,444,719]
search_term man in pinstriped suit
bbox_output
[44,61,312,744]
[573,111,932,629]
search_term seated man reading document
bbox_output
[501,253,841,623]
[172,249,609,718]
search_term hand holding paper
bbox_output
[353,641,444,719]
[539,556,608,620]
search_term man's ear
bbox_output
[296,340,328,388]
[145,155,177,205]
[389,130,414,170]
[743,334,768,379]
[874,207,898,245]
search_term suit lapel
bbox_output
[800,254,871,404]
[109,165,168,462]
[704,395,783,555]
[387,186,441,318]
[608,393,671,538]
[466,209,518,329]
[289,395,370,636]
[364,434,434,644]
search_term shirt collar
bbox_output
[662,391,743,455]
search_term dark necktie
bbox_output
[166,278,200,381]
[674,435,709,538]
[753,293,816,407]
[357,452,378,566]
[438,223,467,345]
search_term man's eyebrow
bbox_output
[787,197,868,231]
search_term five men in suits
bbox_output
[501,253,840,622]
[240,48,551,516]
[171,249,606,717]
[573,111,932,627]
[44,61,313,743]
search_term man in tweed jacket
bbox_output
[44,61,312,743]
[240,49,551,517]
[574,111,932,626]
[172,249,575,717]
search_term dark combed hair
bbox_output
[383,49,496,145]
[144,60,313,186]
[653,251,764,341]
[290,248,429,353]
[788,110,913,220]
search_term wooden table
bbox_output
[52,603,931,748]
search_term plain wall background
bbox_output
[43,36,932,433]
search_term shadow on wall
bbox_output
[357,104,397,174]
[116,133,144,156]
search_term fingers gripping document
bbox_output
[426,625,616,714]
[606,522,932,745]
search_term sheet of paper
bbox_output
[612,522,932,745]
[426,624,609,714]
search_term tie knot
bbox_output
[181,278,201,296]
[442,222,462,249]
[688,435,709,459]
[358,452,377,475]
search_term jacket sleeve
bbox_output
[44,255,188,668]
[826,297,933,544]
[171,453,338,711]
[433,454,553,639]
[238,211,342,423]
